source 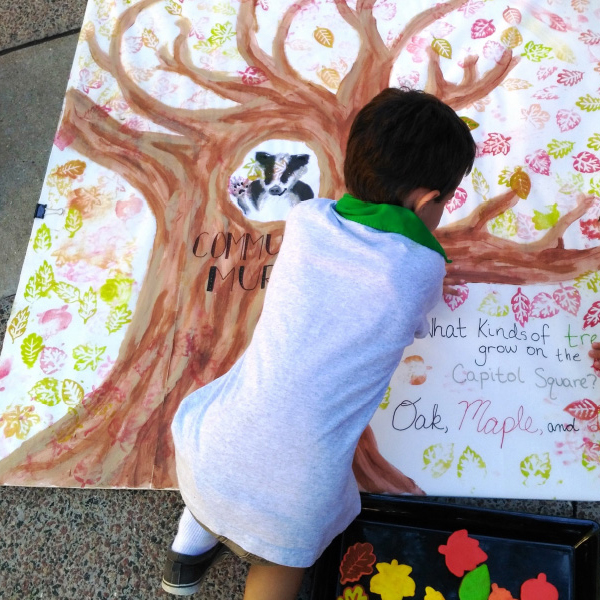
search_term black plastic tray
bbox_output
[311,494,599,600]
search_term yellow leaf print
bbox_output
[370,560,415,600]
[1,405,41,440]
[314,26,334,48]
[318,67,340,90]
[424,587,445,600]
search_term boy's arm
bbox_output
[589,342,600,371]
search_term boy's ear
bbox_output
[412,189,441,218]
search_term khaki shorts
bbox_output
[192,515,275,567]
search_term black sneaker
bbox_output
[161,543,226,596]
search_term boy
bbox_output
[162,88,476,599]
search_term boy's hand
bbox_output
[589,342,600,371]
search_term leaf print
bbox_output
[457,446,486,478]
[580,219,600,240]
[446,187,468,213]
[565,399,599,421]
[423,443,454,477]
[444,284,469,311]
[313,27,334,48]
[208,22,235,47]
[431,38,452,59]
[501,78,531,91]
[582,439,600,471]
[525,149,551,175]
[460,116,479,130]
[533,86,559,100]
[583,301,600,329]
[521,104,550,129]
[29,378,61,406]
[471,19,495,39]
[21,333,44,369]
[556,109,581,132]
[556,69,584,86]
[588,134,600,151]
[212,1,236,15]
[318,67,340,89]
[571,0,589,13]
[471,168,489,199]
[458,0,484,17]
[500,26,522,49]
[489,209,517,238]
[479,293,509,317]
[530,292,560,318]
[533,204,559,230]
[576,95,600,112]
[520,453,551,486]
[579,30,600,45]
[243,158,263,181]
[33,223,52,252]
[521,41,552,62]
[573,151,600,174]
[553,286,580,316]
[379,386,391,409]
[503,6,521,24]
[547,139,574,159]
[239,66,267,85]
[106,304,133,334]
[483,40,506,63]
[517,212,536,240]
[53,160,86,179]
[574,271,600,293]
[510,168,531,199]
[34,261,55,297]
[54,282,80,304]
[141,28,159,49]
[78,287,97,324]
[24,276,41,303]
[62,379,84,406]
[65,208,83,237]
[39,347,67,375]
[73,344,106,371]
[511,287,531,326]
[537,65,557,80]
[0,405,41,440]
[8,306,30,343]
[339,542,376,584]
[498,166,514,187]
[482,133,511,156]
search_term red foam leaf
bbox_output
[521,573,558,600]
[564,398,599,421]
[438,529,488,577]
[511,287,532,326]
[339,542,376,584]
[584,301,600,328]
[552,285,581,316]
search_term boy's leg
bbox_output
[243,564,305,600]
[171,507,218,555]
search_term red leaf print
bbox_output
[530,293,560,319]
[557,69,584,86]
[533,86,559,100]
[458,0,484,17]
[446,187,468,213]
[546,13,569,32]
[573,151,600,174]
[471,18,495,39]
[239,66,268,85]
[525,149,551,175]
[0,358,11,380]
[556,109,581,132]
[583,301,600,329]
[564,399,600,421]
[579,30,600,45]
[339,542,376,584]
[444,284,469,311]
[482,133,511,156]
[553,286,581,316]
[503,6,521,24]
[438,529,488,577]
[511,287,531,326]
[537,66,557,80]
[580,219,600,240]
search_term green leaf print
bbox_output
[423,443,454,478]
[521,40,552,62]
[547,139,574,159]
[498,167,514,187]
[576,94,600,112]
[379,386,391,410]
[532,204,559,230]
[212,1,236,15]
[478,293,509,317]
[65,208,83,237]
[208,22,235,47]
[99,277,133,305]
[459,565,490,600]
[54,282,80,303]
[73,344,106,371]
[457,446,487,479]
[106,304,132,334]
[243,158,264,181]
[21,333,44,368]
[588,177,600,197]
[29,377,61,406]
[471,168,489,199]
[489,209,517,238]
[62,379,84,406]
[34,260,55,297]
[574,271,600,293]
[7,306,30,343]
[24,276,41,303]
[78,287,97,323]
[33,223,52,252]
[588,134,600,151]
[520,452,551,485]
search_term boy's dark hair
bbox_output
[344,88,476,205]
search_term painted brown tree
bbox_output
[1,0,597,493]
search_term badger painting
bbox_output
[233,152,315,221]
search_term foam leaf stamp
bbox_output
[337,585,369,600]
[431,38,452,59]
[521,40,552,62]
[573,151,600,173]
[520,453,551,486]
[439,529,487,577]
[576,94,600,112]
[54,282,80,304]
[65,208,83,237]
[553,285,580,316]
[471,168,489,199]
[78,287,97,324]
[547,139,574,159]
[459,565,490,600]
[339,542,376,584]
[313,26,334,48]
[583,301,600,328]
[369,560,415,600]
[73,344,106,371]
[62,379,84,406]
[21,333,44,368]
[478,292,509,317]
[8,306,30,343]
[521,574,558,600]
[489,584,516,600]
[530,292,559,318]
[510,167,531,199]
[29,377,61,406]
[424,588,445,600]
[500,26,522,48]
[532,204,559,230]
[511,288,531,327]
[443,284,468,311]
[423,443,454,478]
[457,446,486,479]
[39,347,67,375]
[33,223,52,252]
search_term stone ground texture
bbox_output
[1,2,599,599]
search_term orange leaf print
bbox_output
[510,167,531,199]
[314,26,334,48]
[339,542,376,584]
[318,67,341,89]
[54,160,87,179]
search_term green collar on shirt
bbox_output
[334,193,451,263]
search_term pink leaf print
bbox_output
[373,1,396,21]
[40,347,68,375]
[553,286,581,316]
[482,133,511,156]
[517,213,536,240]
[530,292,560,319]
[431,21,455,38]
[444,285,469,311]
[77,69,103,94]
[580,219,600,240]
[557,69,584,86]
[406,36,427,63]
[564,399,600,421]
[458,0,484,17]
[534,11,569,32]
[239,66,268,85]
[54,125,75,150]
[521,104,550,129]
[537,66,557,80]
[583,438,600,464]
[471,18,496,39]
[447,187,468,213]
[397,70,420,89]
[525,149,551,175]
[556,109,581,132]
[511,287,532,326]
[483,40,506,63]
[583,301,600,329]
[573,151,600,173]
[579,30,600,45]
[256,0,268,10]
[125,36,143,53]
[503,6,522,24]
[533,86,559,100]
[0,358,11,380]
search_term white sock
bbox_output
[171,507,218,556]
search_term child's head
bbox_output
[344,87,476,216]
